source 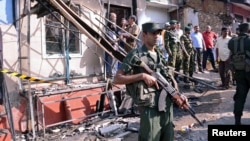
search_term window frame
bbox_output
[42,6,82,59]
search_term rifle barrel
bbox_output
[187,108,204,126]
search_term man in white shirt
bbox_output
[215,27,232,89]
[190,25,206,73]
[175,21,183,40]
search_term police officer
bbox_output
[228,23,250,125]
[164,20,183,82]
[113,22,187,141]
[180,26,195,83]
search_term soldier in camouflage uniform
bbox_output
[164,20,183,82]
[180,26,195,83]
[114,22,187,141]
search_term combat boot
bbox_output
[235,116,241,125]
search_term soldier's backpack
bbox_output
[231,36,246,70]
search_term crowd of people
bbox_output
[104,12,237,89]
[104,12,250,141]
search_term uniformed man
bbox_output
[113,22,187,141]
[164,20,183,82]
[180,26,195,83]
[228,22,250,125]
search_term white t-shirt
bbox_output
[174,29,183,40]
[215,36,232,61]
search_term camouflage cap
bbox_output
[169,20,177,25]
[142,22,162,33]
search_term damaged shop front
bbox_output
[0,0,181,140]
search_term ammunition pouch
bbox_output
[126,81,156,107]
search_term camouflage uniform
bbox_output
[180,32,195,80]
[164,29,183,82]
[121,45,175,141]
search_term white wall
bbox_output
[183,7,199,27]
[137,1,170,29]
[0,24,21,104]
[17,0,111,86]
[2,0,172,88]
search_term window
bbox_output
[44,5,81,58]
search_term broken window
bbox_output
[44,5,81,57]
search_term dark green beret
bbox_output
[169,20,177,25]
[142,22,162,33]
[185,26,191,31]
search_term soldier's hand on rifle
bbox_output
[172,94,189,110]
[142,73,159,89]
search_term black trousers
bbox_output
[194,48,203,71]
[202,48,216,70]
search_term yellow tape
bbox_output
[1,69,52,83]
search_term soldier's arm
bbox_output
[114,70,158,88]
[180,35,189,57]
[180,35,185,45]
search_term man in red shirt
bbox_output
[202,25,218,72]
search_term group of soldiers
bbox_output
[111,14,250,140]
[158,20,195,83]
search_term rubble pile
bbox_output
[30,114,141,141]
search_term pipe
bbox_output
[26,0,36,139]
[65,20,70,84]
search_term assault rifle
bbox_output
[133,56,204,126]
